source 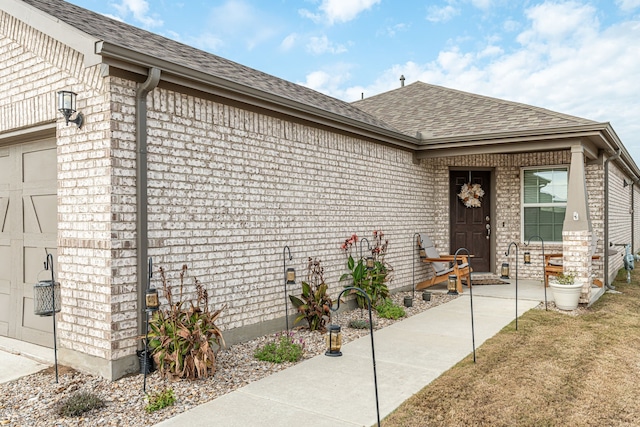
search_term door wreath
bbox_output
[458,183,484,208]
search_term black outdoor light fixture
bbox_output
[500,262,510,279]
[365,255,375,270]
[57,90,83,128]
[524,251,531,264]
[325,324,342,357]
[283,246,295,331]
[447,274,458,295]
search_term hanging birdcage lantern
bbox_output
[34,280,61,316]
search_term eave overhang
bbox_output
[95,41,420,152]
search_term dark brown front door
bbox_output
[450,170,491,272]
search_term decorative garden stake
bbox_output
[359,237,371,262]
[143,257,156,393]
[525,236,547,310]
[283,246,294,331]
[328,287,380,427]
[505,242,519,331]
[412,233,421,300]
[34,252,61,383]
[454,248,476,363]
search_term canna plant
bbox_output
[340,231,392,309]
[289,257,333,332]
[147,264,225,380]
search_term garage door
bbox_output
[0,138,58,347]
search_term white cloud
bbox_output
[426,5,460,23]
[110,0,163,28]
[280,33,298,51]
[306,35,348,55]
[616,0,640,11]
[377,22,410,37]
[300,0,381,25]
[298,64,355,98]
[341,1,640,163]
[203,0,279,50]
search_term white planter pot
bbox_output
[549,281,583,310]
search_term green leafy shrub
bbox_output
[148,265,225,380]
[289,258,333,332]
[57,391,105,417]
[340,231,393,308]
[375,298,406,319]
[145,388,176,413]
[254,332,305,363]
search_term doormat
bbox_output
[461,278,510,285]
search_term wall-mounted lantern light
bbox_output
[57,90,83,128]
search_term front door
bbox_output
[450,170,491,272]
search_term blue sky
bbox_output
[66,0,640,164]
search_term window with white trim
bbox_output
[522,167,568,242]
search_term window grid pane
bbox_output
[522,167,568,242]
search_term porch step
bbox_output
[462,273,509,285]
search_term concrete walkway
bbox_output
[0,280,554,425]
[0,336,53,384]
[153,280,546,427]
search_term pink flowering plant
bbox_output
[339,231,392,309]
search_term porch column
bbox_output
[562,145,593,303]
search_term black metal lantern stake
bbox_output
[327,287,380,427]
[143,257,158,393]
[283,246,295,331]
[34,252,61,383]
[505,242,519,330]
[525,236,547,310]
[454,248,476,363]
[412,233,421,299]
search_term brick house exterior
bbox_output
[1,0,639,380]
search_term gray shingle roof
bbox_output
[352,81,598,140]
[20,0,400,134]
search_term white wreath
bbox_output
[458,183,485,208]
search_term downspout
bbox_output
[632,181,635,255]
[604,149,621,290]
[136,67,161,338]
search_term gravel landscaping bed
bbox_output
[0,291,458,427]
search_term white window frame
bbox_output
[520,165,569,244]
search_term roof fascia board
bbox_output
[2,0,101,67]
[415,138,583,159]
[96,42,419,151]
[418,124,608,145]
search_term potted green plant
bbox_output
[548,272,583,310]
